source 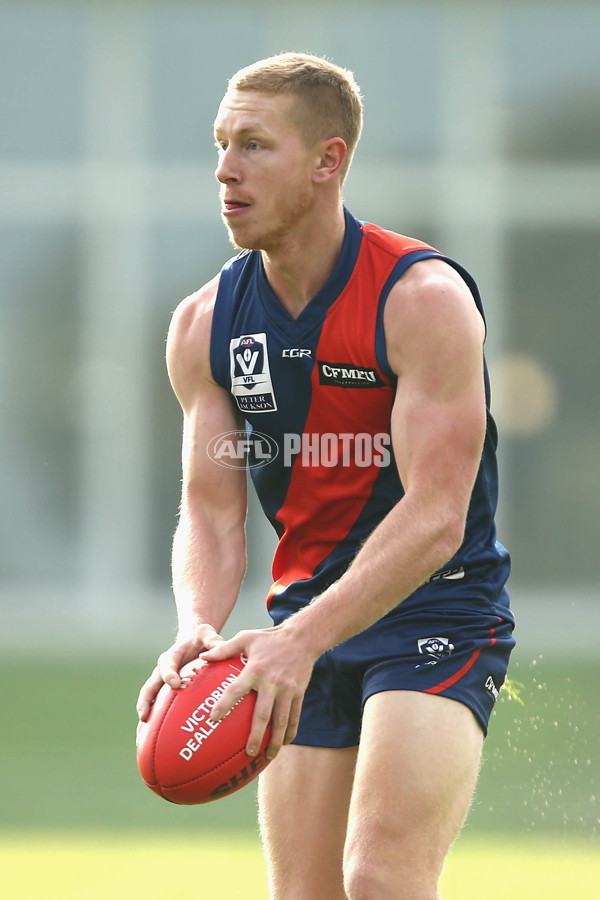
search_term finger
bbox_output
[193,624,225,650]
[157,648,185,690]
[246,687,278,759]
[263,690,299,760]
[204,633,225,649]
[136,667,164,721]
[200,632,245,663]
[207,671,252,724]
[283,695,304,746]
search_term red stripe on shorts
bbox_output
[424,620,502,695]
[423,648,482,695]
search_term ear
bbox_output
[312,137,347,183]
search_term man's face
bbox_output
[213,89,318,251]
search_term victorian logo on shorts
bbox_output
[230,333,277,413]
[417,637,455,660]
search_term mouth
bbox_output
[223,200,251,215]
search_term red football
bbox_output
[136,655,271,804]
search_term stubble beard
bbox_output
[222,183,313,254]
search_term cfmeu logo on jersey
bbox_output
[230,333,277,413]
[207,430,279,469]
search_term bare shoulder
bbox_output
[383,257,485,376]
[168,273,221,359]
[167,273,221,404]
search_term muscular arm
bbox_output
[136,276,248,718]
[204,258,488,754]
[168,278,248,637]
[289,258,487,648]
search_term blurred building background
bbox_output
[1,0,599,654]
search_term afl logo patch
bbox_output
[206,430,279,469]
[230,333,277,413]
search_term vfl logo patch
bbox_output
[230,333,277,413]
[417,637,455,660]
[317,360,384,389]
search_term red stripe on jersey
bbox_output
[266,226,437,607]
[267,237,397,604]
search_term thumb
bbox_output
[201,629,225,650]
[200,633,244,662]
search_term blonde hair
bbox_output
[227,52,363,181]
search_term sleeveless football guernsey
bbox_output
[209,209,511,625]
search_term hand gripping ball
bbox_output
[136,655,271,804]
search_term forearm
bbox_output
[284,492,464,658]
[171,508,247,637]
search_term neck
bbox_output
[261,204,346,319]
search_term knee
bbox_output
[343,845,439,900]
[344,841,390,900]
[343,854,387,900]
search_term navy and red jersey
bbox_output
[209,208,511,624]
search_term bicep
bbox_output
[386,265,487,506]
[167,280,247,525]
[391,358,486,508]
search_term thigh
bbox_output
[344,691,483,897]
[259,743,358,900]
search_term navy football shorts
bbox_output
[291,599,515,747]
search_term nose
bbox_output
[215,146,240,184]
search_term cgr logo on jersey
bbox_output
[417,637,455,660]
[428,566,465,584]
[318,360,385,389]
[230,333,277,413]
[282,348,312,358]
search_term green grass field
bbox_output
[0,831,597,899]
[1,650,598,898]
